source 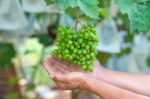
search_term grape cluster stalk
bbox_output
[52,24,99,71]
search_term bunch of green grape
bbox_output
[52,24,99,71]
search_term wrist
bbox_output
[83,73,92,91]
[85,75,101,95]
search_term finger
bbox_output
[53,74,69,83]
[52,57,68,74]
[53,57,75,73]
[49,58,65,74]
[43,57,61,78]
[57,83,73,90]
[43,57,55,68]
[63,60,82,72]
[54,81,68,90]
[43,59,55,78]
[55,63,69,74]
[55,81,62,88]
[53,59,69,74]
[53,57,82,72]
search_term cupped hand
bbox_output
[43,56,102,90]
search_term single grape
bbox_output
[78,50,82,54]
[68,40,73,45]
[83,65,87,70]
[88,65,93,72]
[82,49,87,54]
[85,45,90,50]
[86,54,90,59]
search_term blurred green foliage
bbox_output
[147,55,150,67]
[8,76,19,85]
[115,0,150,33]
[0,42,16,67]
[5,92,19,99]
[33,34,52,47]
[45,0,100,19]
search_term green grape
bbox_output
[88,65,93,72]
[52,50,58,56]
[91,45,96,50]
[52,24,99,71]
[84,33,90,39]
[82,49,87,54]
[94,51,98,55]
[91,28,96,33]
[90,52,95,58]
[68,40,73,45]
[68,55,73,60]
[77,61,81,65]
[83,24,87,29]
[57,53,62,59]
[80,57,85,61]
[72,53,76,58]
[85,45,90,50]
[67,35,72,39]
[78,50,82,54]
[61,43,65,47]
[86,54,90,59]
[78,39,83,44]
[64,49,69,54]
[60,31,65,35]
[74,60,78,65]
[72,34,76,39]
[89,24,94,28]
[73,49,78,54]
[83,65,87,70]
[66,53,70,58]
[70,45,74,50]
[81,61,86,65]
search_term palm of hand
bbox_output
[43,56,100,90]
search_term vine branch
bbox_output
[74,7,82,31]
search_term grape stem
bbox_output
[74,7,82,32]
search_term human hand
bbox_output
[43,56,102,90]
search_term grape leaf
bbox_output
[57,0,99,19]
[115,0,150,33]
[45,0,56,5]
[57,0,77,10]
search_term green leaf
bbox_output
[115,0,150,33]
[100,8,109,19]
[129,4,150,32]
[57,0,77,10]
[78,0,99,19]
[115,0,133,14]
[45,0,56,5]
[0,43,16,67]
[57,0,99,19]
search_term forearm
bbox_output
[87,77,150,99]
[97,67,150,96]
